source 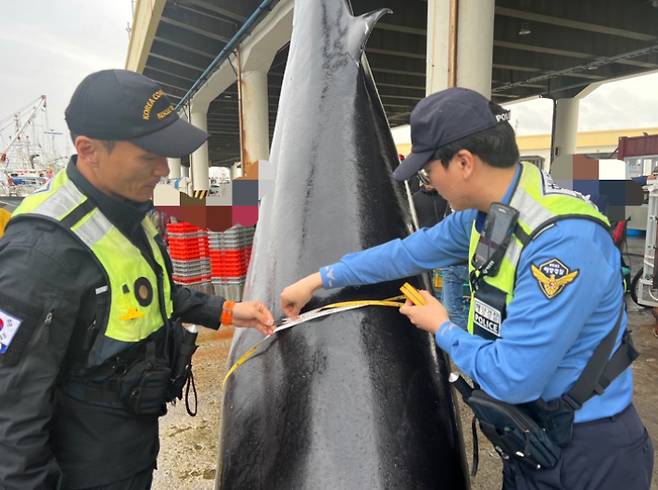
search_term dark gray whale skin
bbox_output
[216,0,469,488]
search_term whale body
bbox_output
[216,0,469,488]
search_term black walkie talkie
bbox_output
[472,203,519,278]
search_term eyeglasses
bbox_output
[418,168,430,185]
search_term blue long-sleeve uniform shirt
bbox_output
[320,166,632,423]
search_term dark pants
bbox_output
[502,404,653,490]
[75,467,153,490]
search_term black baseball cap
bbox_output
[393,87,510,181]
[65,69,207,158]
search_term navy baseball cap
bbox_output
[65,69,207,158]
[393,87,510,181]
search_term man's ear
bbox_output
[455,149,476,179]
[74,136,100,167]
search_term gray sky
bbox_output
[2,1,658,154]
[0,1,133,158]
[508,71,658,135]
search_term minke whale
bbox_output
[216,0,469,488]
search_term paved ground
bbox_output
[154,238,657,489]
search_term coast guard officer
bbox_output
[0,70,274,490]
[280,88,654,489]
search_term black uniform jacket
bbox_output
[0,158,224,489]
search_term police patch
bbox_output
[531,258,579,299]
[473,298,502,337]
[0,308,23,354]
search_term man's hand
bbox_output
[280,272,323,318]
[232,301,275,336]
[398,290,449,334]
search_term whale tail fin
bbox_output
[346,7,392,61]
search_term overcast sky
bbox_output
[2,1,658,158]
[0,1,133,158]
[508,71,658,135]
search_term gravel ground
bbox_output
[152,327,231,490]
[154,239,657,489]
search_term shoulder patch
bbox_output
[531,258,579,299]
[0,308,23,354]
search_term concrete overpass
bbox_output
[126,0,658,194]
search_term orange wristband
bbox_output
[221,300,235,326]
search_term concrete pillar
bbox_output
[426,0,495,97]
[181,166,189,179]
[426,0,451,94]
[167,158,181,179]
[239,69,270,179]
[457,0,494,97]
[550,98,580,184]
[190,111,209,192]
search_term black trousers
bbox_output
[502,404,654,490]
[75,467,153,490]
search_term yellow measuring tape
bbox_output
[222,283,424,386]
[400,282,426,306]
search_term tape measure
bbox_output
[400,282,426,306]
[222,283,425,386]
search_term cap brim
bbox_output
[129,117,208,158]
[392,149,434,181]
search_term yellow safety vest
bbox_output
[467,162,609,339]
[11,170,173,363]
[0,207,10,238]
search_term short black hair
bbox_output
[433,102,519,168]
[70,132,116,153]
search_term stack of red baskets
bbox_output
[166,222,211,287]
[208,225,255,301]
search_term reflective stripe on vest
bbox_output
[466,163,610,339]
[12,170,173,353]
